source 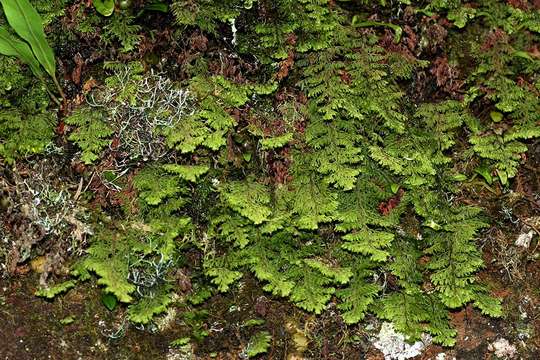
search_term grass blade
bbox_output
[0,0,56,78]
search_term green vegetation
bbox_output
[1,0,539,355]
[0,0,64,101]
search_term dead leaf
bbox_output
[71,53,84,85]
[30,256,46,273]
[82,78,98,93]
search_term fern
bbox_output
[286,165,338,230]
[220,179,272,225]
[162,164,210,182]
[0,61,54,163]
[245,331,272,358]
[65,107,112,164]
[172,0,245,34]
[75,231,137,302]
[370,101,469,186]
[21,0,525,346]
[127,285,174,324]
[35,280,77,299]
[102,14,141,52]
[336,258,380,324]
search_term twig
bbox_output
[73,177,84,201]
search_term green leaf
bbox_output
[101,292,118,311]
[245,331,272,358]
[304,259,353,284]
[490,111,503,123]
[0,0,56,78]
[170,337,191,347]
[447,6,476,28]
[474,291,503,317]
[342,229,394,262]
[243,152,252,162]
[243,319,266,327]
[93,0,115,17]
[260,133,293,150]
[35,280,77,299]
[451,174,467,182]
[221,180,272,225]
[205,267,243,292]
[144,2,169,13]
[0,27,43,77]
[475,165,493,185]
[390,183,400,194]
[424,219,442,231]
[128,291,173,324]
[60,316,75,325]
[512,50,533,61]
[162,164,210,182]
[497,169,508,186]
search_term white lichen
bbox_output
[515,230,534,248]
[488,338,517,359]
[372,322,431,360]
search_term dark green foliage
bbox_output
[172,0,247,33]
[0,109,54,163]
[102,13,141,52]
[370,101,469,186]
[0,57,54,163]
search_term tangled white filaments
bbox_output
[87,67,193,166]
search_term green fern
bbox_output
[127,285,174,324]
[65,107,112,164]
[245,331,272,358]
[102,14,141,52]
[220,179,272,225]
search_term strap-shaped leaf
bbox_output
[0,26,43,77]
[0,0,56,78]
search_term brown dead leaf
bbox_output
[276,52,295,81]
[82,78,98,93]
[14,264,30,275]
